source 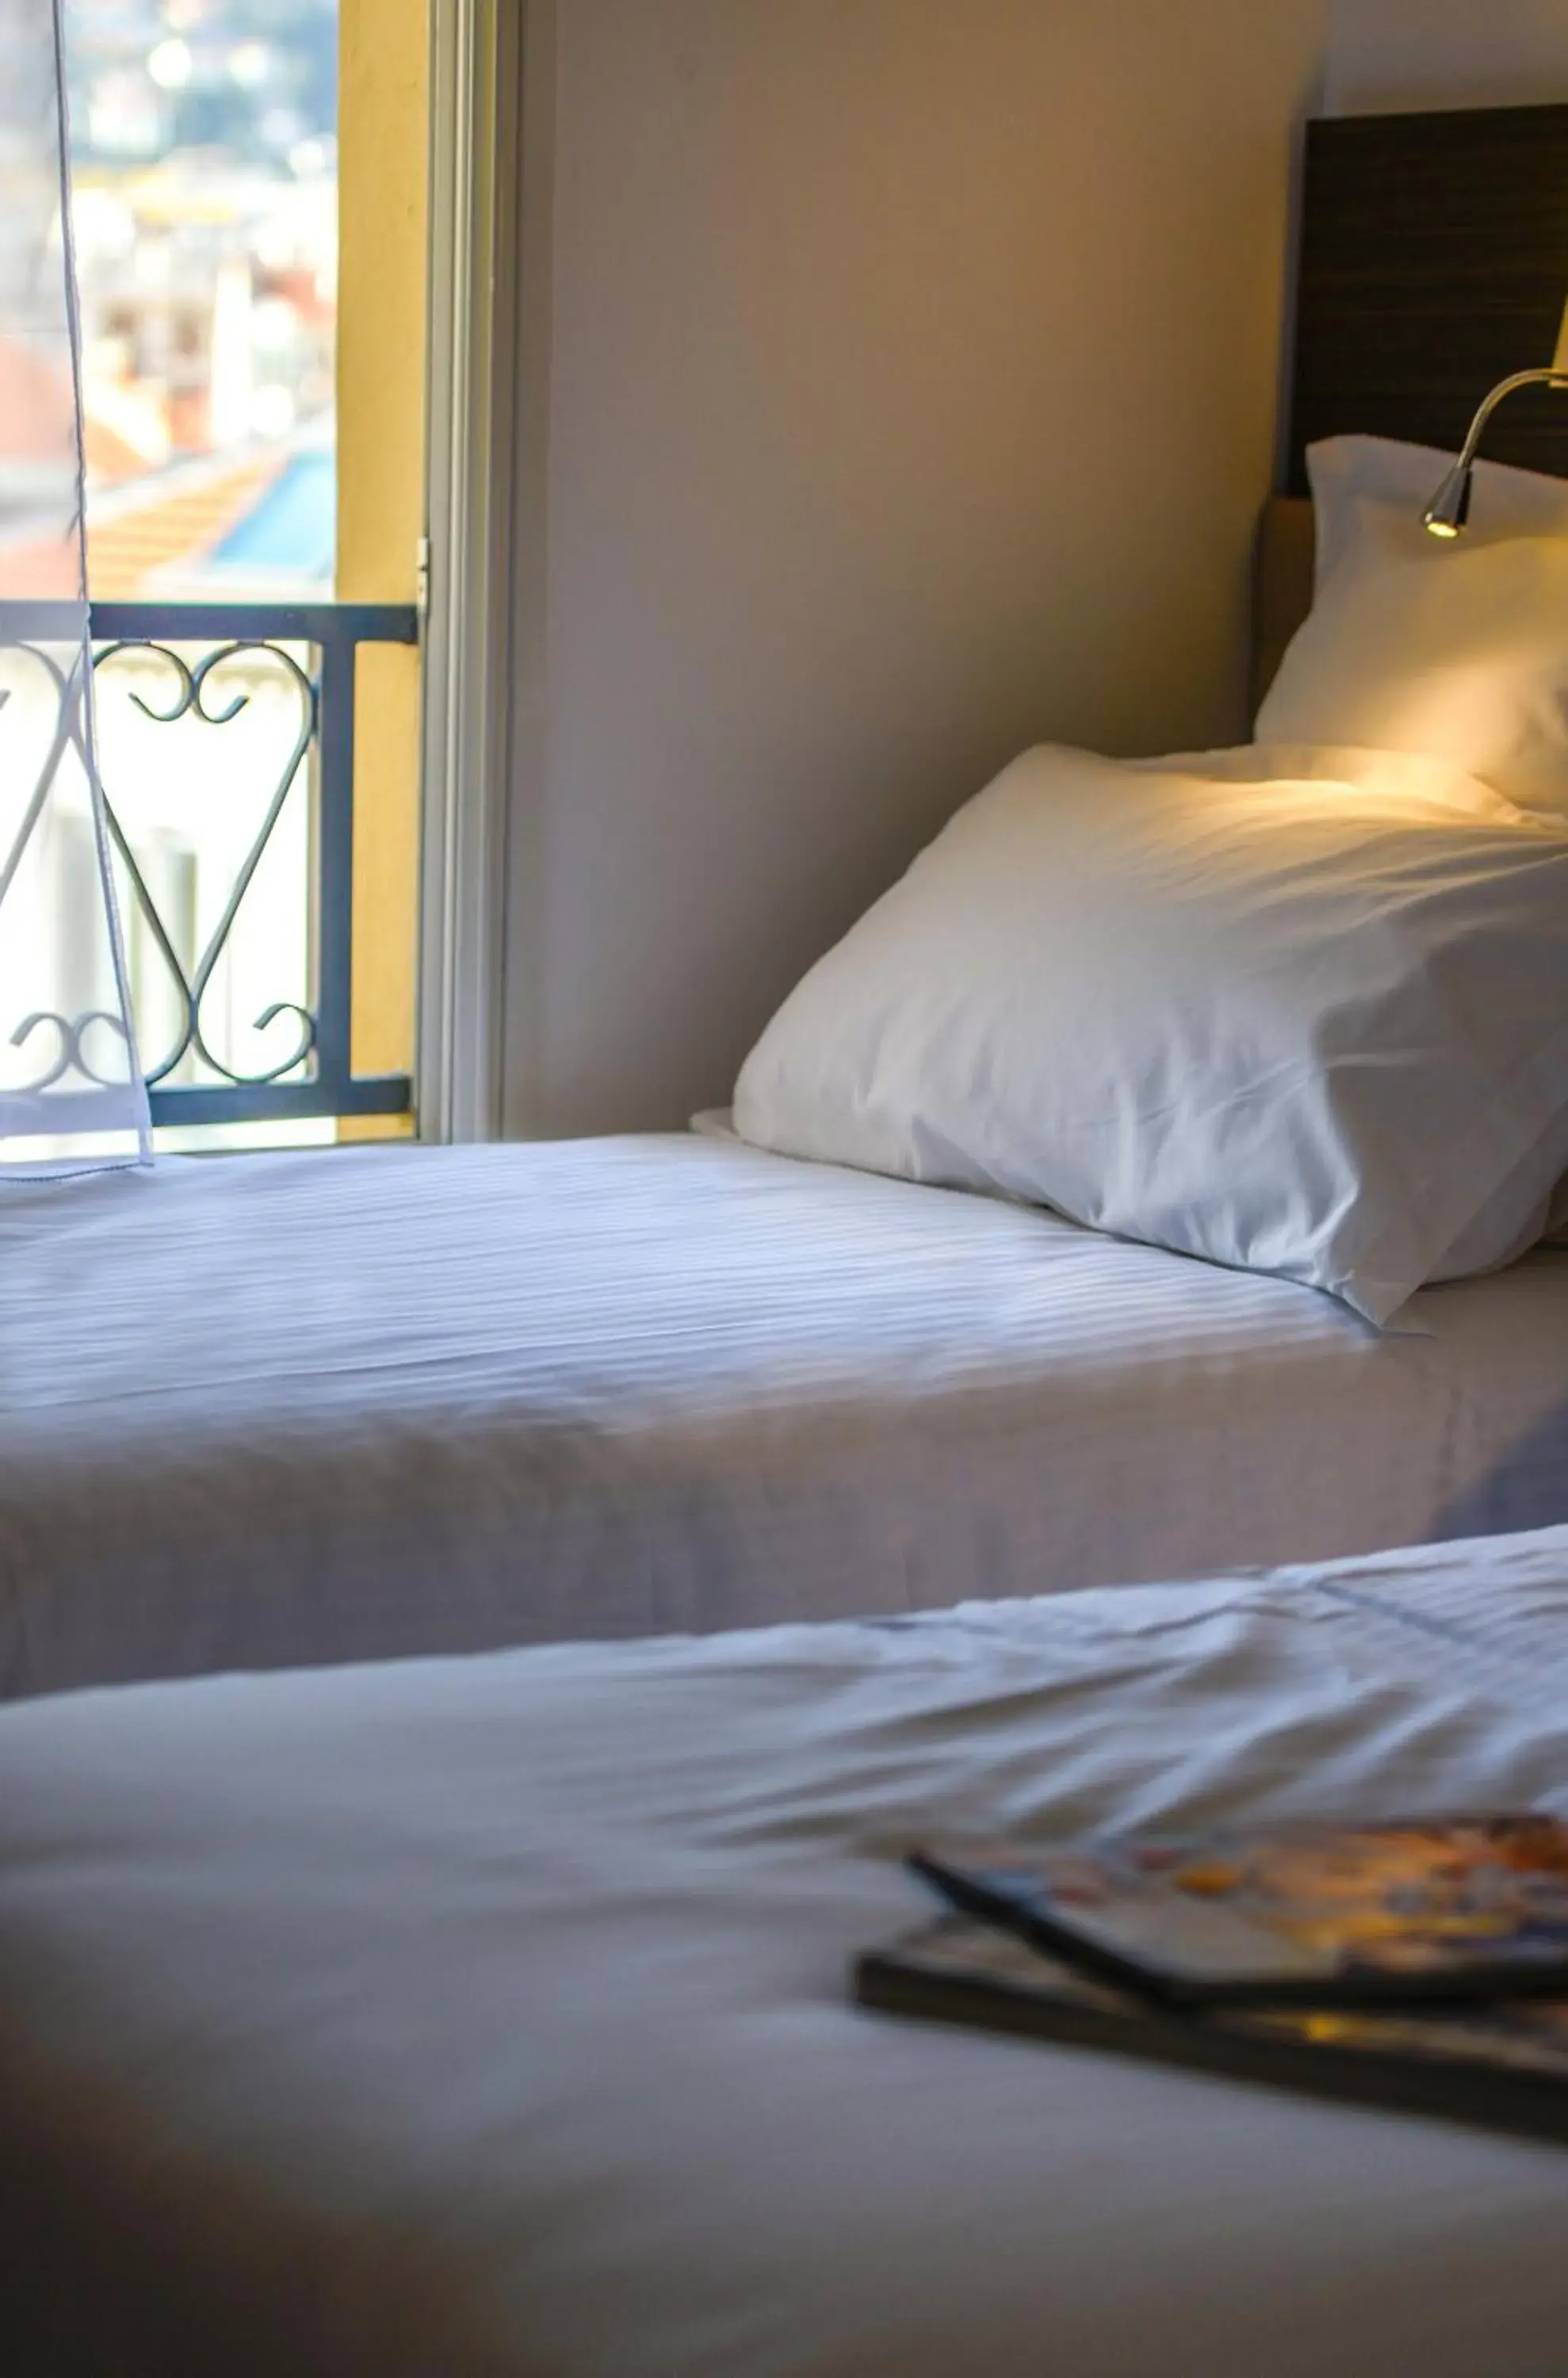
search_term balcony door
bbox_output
[60,0,429,1150]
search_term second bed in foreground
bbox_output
[4,1524,1568,2376]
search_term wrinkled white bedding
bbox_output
[6,1134,1568,1699]
[5,1527,1568,2376]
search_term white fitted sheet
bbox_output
[5,1134,1568,1700]
[4,1527,1568,2378]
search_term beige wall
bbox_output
[503,1,1334,1138]
[1326,0,1568,113]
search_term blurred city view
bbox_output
[65,0,338,600]
[39,0,345,1145]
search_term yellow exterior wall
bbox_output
[337,0,429,1137]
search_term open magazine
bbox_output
[907,1814,1568,2011]
[854,1913,1568,2146]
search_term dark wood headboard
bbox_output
[1253,101,1568,713]
[1286,102,1568,495]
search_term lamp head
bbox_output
[1423,460,1472,540]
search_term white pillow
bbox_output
[732,744,1568,1323]
[1257,434,1568,817]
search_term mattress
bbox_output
[4,1527,1568,2377]
[5,1133,1568,1700]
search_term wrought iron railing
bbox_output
[6,599,419,1132]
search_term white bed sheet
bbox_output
[4,1527,1568,2376]
[5,1134,1568,1700]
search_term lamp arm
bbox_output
[1423,365,1568,535]
[1451,365,1568,476]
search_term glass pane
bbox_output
[63,0,341,1152]
[0,0,148,1167]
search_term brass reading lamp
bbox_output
[1424,305,1568,537]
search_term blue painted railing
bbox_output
[81,600,420,1131]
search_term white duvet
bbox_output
[5,1134,1568,1699]
[4,1527,1568,2376]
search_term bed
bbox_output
[9,102,1568,1706]
[5,1521,1568,2376]
[9,1131,1568,1700]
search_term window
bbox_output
[57,0,428,1150]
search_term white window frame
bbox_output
[418,0,522,1144]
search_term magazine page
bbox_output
[927,1814,1568,1992]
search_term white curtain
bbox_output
[0,0,150,1170]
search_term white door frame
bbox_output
[418,0,522,1144]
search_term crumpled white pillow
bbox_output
[732,743,1568,1323]
[1257,435,1568,817]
